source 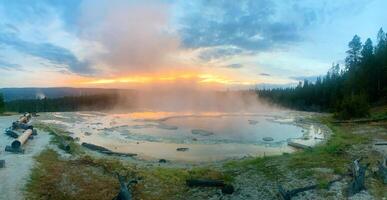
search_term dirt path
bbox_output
[0,116,51,200]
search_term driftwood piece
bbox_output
[113,173,137,200]
[348,158,369,196]
[278,177,343,200]
[58,137,71,152]
[82,142,137,157]
[374,142,387,146]
[186,179,235,194]
[287,141,312,150]
[187,179,225,187]
[377,158,387,184]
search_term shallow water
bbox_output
[39,111,327,162]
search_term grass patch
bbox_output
[25,149,120,200]
[288,117,370,174]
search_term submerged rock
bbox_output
[156,123,178,130]
[191,129,214,136]
[176,147,189,152]
[84,132,92,136]
[262,137,274,141]
[248,120,259,125]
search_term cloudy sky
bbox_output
[0,0,386,89]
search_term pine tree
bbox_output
[0,93,5,114]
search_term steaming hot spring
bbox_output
[34,91,329,162]
[38,110,329,162]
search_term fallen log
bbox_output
[278,176,343,200]
[18,116,29,124]
[186,179,235,194]
[348,158,369,196]
[58,137,71,152]
[81,142,137,157]
[82,142,111,152]
[377,158,387,184]
[187,179,225,187]
[374,142,387,146]
[11,129,33,149]
[113,173,136,200]
[287,141,312,150]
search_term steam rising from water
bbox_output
[114,90,278,113]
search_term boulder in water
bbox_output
[263,137,274,141]
[248,120,259,125]
[176,147,189,152]
[191,129,214,136]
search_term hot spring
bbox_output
[38,111,330,162]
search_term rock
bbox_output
[159,159,167,163]
[191,129,214,136]
[84,132,92,136]
[248,120,259,125]
[262,137,274,141]
[177,147,189,152]
[157,123,178,130]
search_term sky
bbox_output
[0,0,386,90]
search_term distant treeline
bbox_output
[258,28,387,119]
[3,94,123,113]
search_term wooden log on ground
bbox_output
[377,158,387,184]
[374,142,387,146]
[58,137,71,152]
[18,116,28,124]
[186,179,235,194]
[187,179,225,187]
[348,158,369,196]
[113,173,136,200]
[82,142,111,152]
[287,141,312,150]
[11,129,33,149]
[81,142,137,157]
[278,177,343,200]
